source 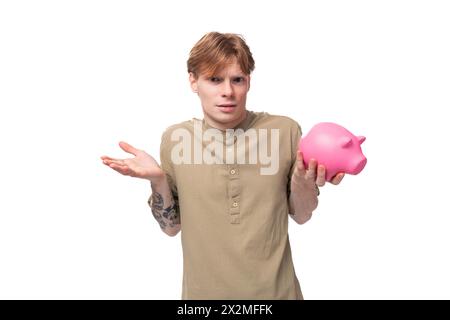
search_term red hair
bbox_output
[187,32,255,79]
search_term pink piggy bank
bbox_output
[299,122,367,181]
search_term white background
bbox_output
[1,0,449,299]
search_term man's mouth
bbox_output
[217,104,237,113]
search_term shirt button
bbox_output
[232,202,238,207]
[230,169,236,175]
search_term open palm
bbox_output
[101,141,164,181]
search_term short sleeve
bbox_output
[147,129,180,217]
[287,122,302,200]
[160,129,178,195]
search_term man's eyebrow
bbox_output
[204,73,246,79]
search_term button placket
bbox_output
[227,164,241,223]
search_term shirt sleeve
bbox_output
[287,122,302,201]
[147,129,180,219]
[159,129,178,196]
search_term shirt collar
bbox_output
[201,110,256,133]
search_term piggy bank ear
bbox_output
[357,136,366,144]
[340,136,353,148]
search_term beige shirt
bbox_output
[157,110,303,299]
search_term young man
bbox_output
[100,32,344,299]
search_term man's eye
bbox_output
[233,77,244,83]
[210,77,221,82]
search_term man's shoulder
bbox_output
[161,119,196,140]
[254,112,301,130]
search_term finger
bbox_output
[109,162,131,175]
[316,164,326,187]
[294,151,307,176]
[305,159,317,180]
[119,141,139,156]
[102,158,126,166]
[100,155,122,161]
[330,173,345,185]
[296,151,306,170]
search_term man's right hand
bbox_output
[100,141,165,182]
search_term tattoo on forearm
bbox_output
[148,192,180,230]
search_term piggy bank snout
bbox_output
[353,157,367,174]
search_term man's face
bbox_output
[189,59,251,130]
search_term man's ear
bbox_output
[189,72,198,93]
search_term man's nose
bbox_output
[221,80,234,97]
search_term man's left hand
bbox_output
[292,150,345,189]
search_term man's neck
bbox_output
[204,110,248,131]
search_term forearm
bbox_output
[147,175,180,236]
[288,184,319,224]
